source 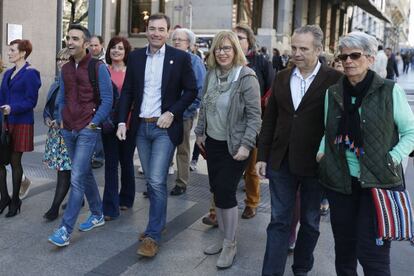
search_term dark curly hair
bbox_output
[105,36,132,65]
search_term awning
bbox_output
[352,0,391,23]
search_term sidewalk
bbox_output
[2,69,414,275]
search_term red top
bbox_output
[108,67,126,93]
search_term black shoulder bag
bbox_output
[0,114,11,165]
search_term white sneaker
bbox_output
[189,160,197,171]
[168,165,174,175]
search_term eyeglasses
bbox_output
[237,36,247,41]
[214,46,233,54]
[337,52,364,61]
[56,58,69,62]
[172,38,188,42]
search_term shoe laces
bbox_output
[55,226,68,238]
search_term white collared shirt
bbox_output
[290,61,321,110]
[139,44,166,118]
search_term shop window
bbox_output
[129,0,152,34]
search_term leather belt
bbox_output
[140,117,159,123]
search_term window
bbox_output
[129,0,152,34]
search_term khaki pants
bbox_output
[244,148,260,208]
[175,118,194,188]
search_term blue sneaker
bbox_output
[48,226,70,247]
[79,214,105,232]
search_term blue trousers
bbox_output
[262,159,323,276]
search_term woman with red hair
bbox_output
[0,39,41,217]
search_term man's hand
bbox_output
[233,146,250,161]
[0,105,11,115]
[157,111,174,129]
[316,152,324,163]
[117,124,127,140]
[256,161,267,179]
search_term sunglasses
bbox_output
[337,52,364,61]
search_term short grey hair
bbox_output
[338,31,378,56]
[172,28,196,48]
[293,25,324,48]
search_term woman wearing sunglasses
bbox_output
[317,31,414,275]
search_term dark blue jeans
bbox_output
[102,131,136,218]
[93,134,104,163]
[262,159,323,276]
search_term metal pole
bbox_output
[88,0,103,35]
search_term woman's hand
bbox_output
[0,105,11,115]
[196,136,205,149]
[316,152,324,163]
[233,145,250,161]
[116,124,127,141]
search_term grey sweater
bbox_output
[195,66,262,155]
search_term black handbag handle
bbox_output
[2,114,9,132]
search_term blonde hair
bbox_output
[57,47,70,60]
[206,31,247,70]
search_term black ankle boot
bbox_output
[43,206,59,221]
[0,197,11,214]
[5,199,22,218]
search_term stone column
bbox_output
[293,0,309,29]
[256,0,276,56]
[119,0,129,37]
[275,0,293,50]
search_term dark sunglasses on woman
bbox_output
[337,52,364,61]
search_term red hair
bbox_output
[10,39,33,59]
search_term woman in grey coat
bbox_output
[194,30,261,269]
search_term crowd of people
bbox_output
[1,12,414,275]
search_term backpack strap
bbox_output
[87,58,102,105]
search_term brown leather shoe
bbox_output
[202,213,218,227]
[137,237,159,257]
[241,206,256,219]
[138,232,147,241]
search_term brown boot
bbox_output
[241,206,256,219]
[137,237,159,257]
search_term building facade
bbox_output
[0,0,411,111]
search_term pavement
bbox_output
[1,69,414,276]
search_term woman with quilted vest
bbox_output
[317,31,414,275]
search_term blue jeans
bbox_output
[60,128,103,234]
[136,122,175,242]
[93,134,104,163]
[262,159,323,276]
[102,131,136,218]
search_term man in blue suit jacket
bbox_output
[117,13,197,257]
